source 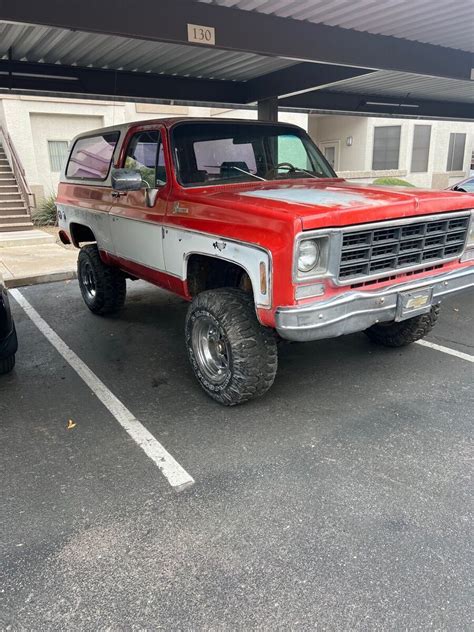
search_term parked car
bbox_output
[449,176,474,193]
[0,273,18,374]
[57,119,474,405]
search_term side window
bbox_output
[124,130,166,188]
[66,132,119,180]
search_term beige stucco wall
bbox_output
[309,115,368,172]
[309,113,474,188]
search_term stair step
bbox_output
[0,214,32,224]
[0,209,28,216]
[0,206,28,214]
[0,198,24,205]
[0,192,22,199]
[0,222,34,232]
[0,185,19,193]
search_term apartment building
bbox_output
[309,114,474,188]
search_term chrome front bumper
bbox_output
[275,267,474,342]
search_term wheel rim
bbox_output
[192,315,230,384]
[81,261,97,300]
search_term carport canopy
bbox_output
[0,0,473,120]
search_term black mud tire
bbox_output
[365,306,440,347]
[0,354,15,375]
[185,288,278,406]
[77,245,126,315]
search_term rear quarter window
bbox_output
[66,131,120,180]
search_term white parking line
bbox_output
[10,289,194,491]
[416,339,474,364]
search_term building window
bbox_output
[446,133,466,171]
[48,141,69,172]
[411,125,431,173]
[372,126,401,170]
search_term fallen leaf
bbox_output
[67,419,76,430]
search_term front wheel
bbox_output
[365,306,440,347]
[185,289,278,406]
[77,245,126,315]
[0,354,15,375]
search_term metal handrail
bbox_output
[0,124,36,216]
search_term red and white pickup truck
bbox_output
[57,118,474,405]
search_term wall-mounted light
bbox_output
[346,136,353,146]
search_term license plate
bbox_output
[396,288,433,321]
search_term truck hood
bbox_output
[196,179,474,230]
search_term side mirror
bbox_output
[111,168,143,191]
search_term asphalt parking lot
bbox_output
[1,279,473,630]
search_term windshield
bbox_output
[171,121,336,187]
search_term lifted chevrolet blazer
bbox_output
[57,118,474,405]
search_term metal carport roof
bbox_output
[0,0,473,120]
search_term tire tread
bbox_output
[365,306,440,347]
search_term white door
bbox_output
[320,142,339,171]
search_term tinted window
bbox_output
[372,126,401,170]
[446,133,466,171]
[66,132,119,180]
[411,125,431,173]
[124,130,166,187]
[172,122,334,186]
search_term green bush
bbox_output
[32,194,58,226]
[372,177,416,187]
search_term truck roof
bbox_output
[68,116,301,145]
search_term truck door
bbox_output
[110,128,169,272]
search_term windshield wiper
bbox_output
[204,165,267,181]
[289,167,320,179]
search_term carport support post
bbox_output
[257,97,278,122]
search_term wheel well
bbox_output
[186,254,253,297]
[69,223,96,247]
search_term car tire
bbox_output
[364,306,440,347]
[0,354,15,375]
[78,244,126,315]
[185,288,278,406]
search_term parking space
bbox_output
[1,280,473,630]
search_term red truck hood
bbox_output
[196,179,474,230]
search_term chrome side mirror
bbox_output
[111,168,143,191]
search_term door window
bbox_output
[124,130,166,187]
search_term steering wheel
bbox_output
[265,162,297,179]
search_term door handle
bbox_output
[111,191,127,198]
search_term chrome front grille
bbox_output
[338,213,470,282]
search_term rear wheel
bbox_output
[0,354,15,375]
[185,288,278,406]
[78,245,126,315]
[365,306,440,347]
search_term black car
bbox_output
[0,273,17,374]
[449,176,474,193]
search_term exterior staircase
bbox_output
[0,139,34,232]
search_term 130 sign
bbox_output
[187,23,216,46]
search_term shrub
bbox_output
[32,194,58,226]
[372,177,415,187]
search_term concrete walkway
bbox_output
[0,229,77,288]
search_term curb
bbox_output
[5,269,77,289]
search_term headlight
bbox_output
[297,239,320,272]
